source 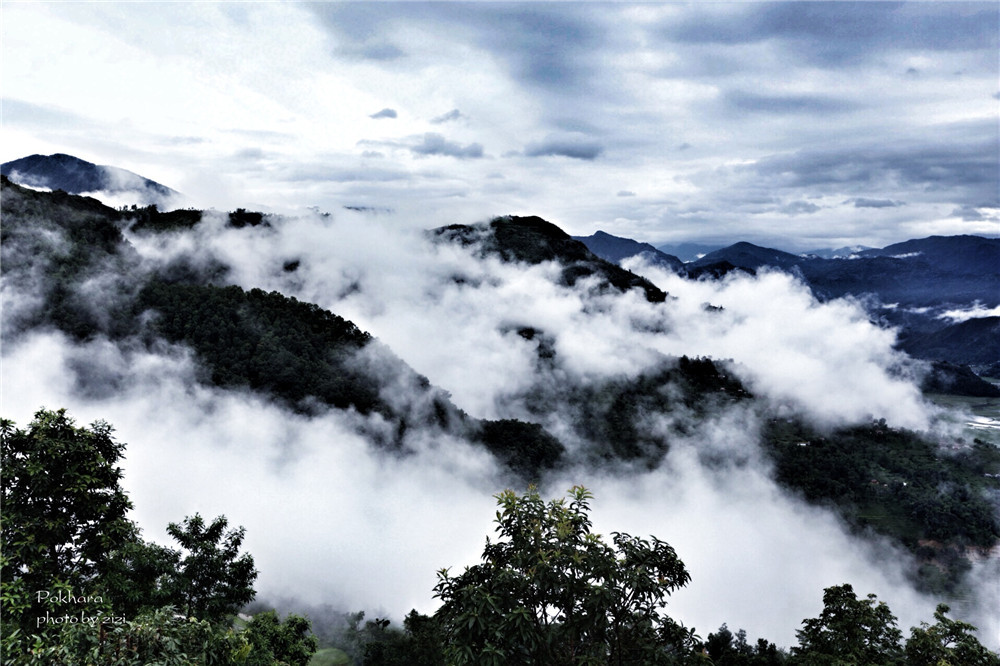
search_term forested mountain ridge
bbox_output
[2,175,999,642]
[433,215,668,303]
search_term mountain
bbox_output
[688,242,804,272]
[856,235,1000,276]
[1,153,179,206]
[656,241,725,262]
[573,230,685,274]
[898,317,1000,367]
[803,245,874,259]
[433,215,668,303]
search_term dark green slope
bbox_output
[433,215,668,303]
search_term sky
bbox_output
[2,1,998,251]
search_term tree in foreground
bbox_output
[164,513,259,623]
[433,486,699,665]
[243,610,319,666]
[1,409,135,654]
[704,624,786,665]
[0,408,297,665]
[904,603,1000,666]
[790,584,904,665]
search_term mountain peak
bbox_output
[1,153,178,206]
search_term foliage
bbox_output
[12,605,252,666]
[136,281,380,414]
[704,624,787,665]
[163,514,258,623]
[1,409,135,654]
[904,604,1000,666]
[433,216,667,303]
[532,356,749,463]
[790,584,903,665]
[765,419,1000,592]
[229,208,268,229]
[476,419,565,479]
[128,205,203,232]
[433,486,698,665]
[243,610,318,666]
[0,408,282,665]
[342,610,443,666]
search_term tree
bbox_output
[243,610,318,666]
[433,486,698,665]
[163,513,258,623]
[1,409,135,652]
[41,605,252,666]
[704,624,786,665]
[904,604,1000,666]
[791,584,903,665]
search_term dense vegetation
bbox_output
[1,409,317,665]
[765,419,1000,592]
[296,488,998,665]
[137,280,380,414]
[433,215,667,303]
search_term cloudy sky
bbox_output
[3,2,998,249]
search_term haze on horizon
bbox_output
[2,2,997,250]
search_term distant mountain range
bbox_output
[577,229,1000,376]
[1,153,178,206]
[572,231,685,273]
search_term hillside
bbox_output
[433,215,668,303]
[573,230,685,274]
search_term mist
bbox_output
[2,203,996,650]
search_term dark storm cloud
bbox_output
[409,133,483,159]
[951,204,996,222]
[370,108,398,120]
[779,200,821,216]
[658,3,999,68]
[524,135,604,160]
